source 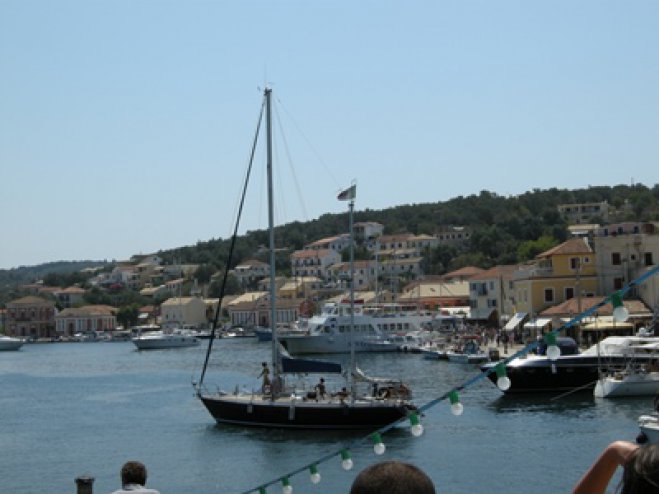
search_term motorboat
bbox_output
[594,341,659,398]
[132,328,200,350]
[0,335,24,351]
[594,371,659,398]
[446,336,489,364]
[638,413,659,444]
[278,299,435,355]
[482,336,659,394]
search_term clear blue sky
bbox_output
[1,1,658,270]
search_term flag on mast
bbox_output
[337,184,356,201]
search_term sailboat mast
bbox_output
[265,88,278,387]
[348,197,356,402]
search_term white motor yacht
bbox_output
[132,328,200,350]
[0,335,24,351]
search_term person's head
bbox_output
[120,461,148,487]
[350,460,435,494]
[320,378,324,383]
[262,362,267,367]
[620,444,659,493]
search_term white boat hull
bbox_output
[132,331,200,350]
[447,352,489,364]
[639,414,659,444]
[594,372,659,398]
[0,336,24,351]
[280,334,398,354]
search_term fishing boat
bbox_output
[0,335,24,351]
[195,88,415,428]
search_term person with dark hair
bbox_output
[350,460,435,494]
[258,361,271,393]
[572,440,659,494]
[111,461,160,494]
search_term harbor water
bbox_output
[0,338,650,493]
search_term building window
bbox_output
[570,257,580,270]
[612,252,621,265]
[565,287,575,299]
[544,288,554,303]
[645,252,654,266]
[614,277,624,290]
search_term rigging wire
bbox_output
[197,95,266,389]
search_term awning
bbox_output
[524,317,552,329]
[504,312,527,331]
[582,316,635,331]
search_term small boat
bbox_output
[638,413,659,444]
[132,328,200,350]
[595,371,659,398]
[0,335,24,351]
[594,341,659,398]
[446,336,489,364]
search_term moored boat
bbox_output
[0,335,24,351]
[482,336,659,394]
[132,328,200,350]
[195,88,416,429]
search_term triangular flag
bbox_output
[337,184,356,201]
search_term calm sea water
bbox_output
[0,339,650,494]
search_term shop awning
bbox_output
[524,317,552,329]
[504,312,527,331]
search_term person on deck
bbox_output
[258,361,271,393]
[315,377,326,399]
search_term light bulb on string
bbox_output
[449,390,464,416]
[281,477,292,494]
[611,292,629,323]
[409,412,424,437]
[544,332,561,361]
[495,363,511,391]
[340,449,354,471]
[371,432,386,455]
[309,464,321,485]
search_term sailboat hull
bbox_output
[199,393,412,429]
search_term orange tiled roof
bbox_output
[537,237,592,258]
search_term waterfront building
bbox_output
[468,265,518,325]
[231,259,269,289]
[5,295,56,339]
[592,222,659,310]
[160,296,207,329]
[54,286,86,308]
[512,237,599,319]
[54,305,117,336]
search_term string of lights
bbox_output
[241,264,659,494]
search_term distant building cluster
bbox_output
[3,211,659,342]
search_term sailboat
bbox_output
[195,88,415,429]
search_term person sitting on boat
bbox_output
[258,362,271,394]
[315,377,327,399]
[334,386,350,404]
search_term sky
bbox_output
[1,1,658,270]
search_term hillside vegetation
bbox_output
[1,183,658,307]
